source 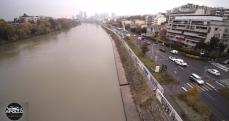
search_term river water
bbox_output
[0,24,125,121]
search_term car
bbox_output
[200,49,206,55]
[170,50,178,54]
[159,48,166,52]
[207,69,220,76]
[144,41,151,45]
[189,73,205,85]
[126,34,130,37]
[221,59,229,65]
[169,56,176,62]
[174,59,188,67]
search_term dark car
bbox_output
[159,48,166,52]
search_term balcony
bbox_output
[184,41,197,47]
[223,34,229,38]
[184,32,206,38]
[194,28,208,33]
[167,29,182,34]
[174,25,186,30]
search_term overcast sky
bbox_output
[0,0,229,20]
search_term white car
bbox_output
[169,56,176,62]
[174,59,188,67]
[170,50,178,54]
[207,69,220,76]
[189,73,205,85]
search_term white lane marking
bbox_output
[207,82,216,89]
[187,83,193,88]
[190,82,196,87]
[182,87,188,92]
[216,81,225,87]
[204,85,212,90]
[199,86,205,91]
[201,86,209,91]
[211,63,229,72]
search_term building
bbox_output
[13,14,51,23]
[211,8,229,20]
[133,19,146,26]
[18,14,40,23]
[146,13,167,35]
[167,15,229,49]
[166,4,229,52]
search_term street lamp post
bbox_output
[203,66,208,80]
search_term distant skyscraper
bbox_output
[83,12,87,19]
[111,13,116,18]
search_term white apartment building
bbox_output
[146,14,167,35]
[167,15,229,50]
[19,15,40,23]
[153,14,167,25]
[134,19,146,26]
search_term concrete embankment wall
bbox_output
[109,33,141,121]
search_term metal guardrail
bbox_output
[103,25,183,121]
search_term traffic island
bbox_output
[172,86,211,121]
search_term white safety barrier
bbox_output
[104,25,183,121]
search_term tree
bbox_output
[141,27,147,33]
[0,20,17,40]
[208,36,220,51]
[135,25,142,34]
[141,43,149,55]
[187,84,200,98]
[48,18,58,30]
[195,42,208,50]
[124,24,130,31]
[219,43,227,54]
[159,28,167,41]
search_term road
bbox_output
[143,37,229,121]
[112,26,229,121]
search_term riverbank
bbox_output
[104,26,171,121]
[0,18,80,45]
[109,34,140,121]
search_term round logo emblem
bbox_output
[5,103,24,120]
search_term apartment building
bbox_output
[167,15,229,48]
[212,8,229,20]
[146,13,167,35]
[166,4,229,51]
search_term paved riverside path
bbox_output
[110,35,141,121]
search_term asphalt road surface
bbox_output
[144,38,229,121]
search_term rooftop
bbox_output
[175,16,223,21]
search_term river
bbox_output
[0,24,125,121]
